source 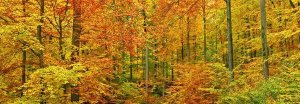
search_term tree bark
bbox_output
[260,0,269,80]
[187,17,191,63]
[37,0,45,68]
[203,3,207,62]
[21,0,27,97]
[194,35,197,64]
[226,0,234,82]
[58,18,65,60]
[130,54,133,81]
[71,0,82,62]
[141,1,149,96]
[21,51,26,96]
[37,0,45,103]
[180,18,184,63]
[71,0,82,102]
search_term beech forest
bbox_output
[0,0,300,103]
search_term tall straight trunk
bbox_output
[203,4,207,62]
[37,0,44,68]
[297,1,300,44]
[58,18,65,60]
[37,0,45,103]
[130,54,133,81]
[260,0,269,80]
[21,0,27,97]
[194,35,197,64]
[71,0,82,62]
[21,51,26,96]
[141,4,149,95]
[180,19,184,63]
[136,44,139,72]
[186,17,191,63]
[71,0,82,102]
[226,0,234,82]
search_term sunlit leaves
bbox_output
[22,66,79,103]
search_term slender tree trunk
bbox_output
[141,3,149,97]
[21,0,27,97]
[21,51,26,96]
[203,4,207,62]
[260,0,269,80]
[215,28,218,56]
[58,18,65,60]
[194,35,197,64]
[181,19,184,63]
[226,0,234,82]
[37,0,45,103]
[37,0,45,68]
[187,17,191,63]
[130,54,133,81]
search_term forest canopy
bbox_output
[0,0,300,103]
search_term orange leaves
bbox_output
[79,71,112,103]
[166,64,218,103]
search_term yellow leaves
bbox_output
[22,66,79,103]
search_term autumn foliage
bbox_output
[0,0,300,103]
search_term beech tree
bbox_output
[259,0,269,79]
[226,0,234,82]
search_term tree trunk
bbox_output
[203,4,207,62]
[37,0,45,68]
[194,35,197,64]
[21,0,27,97]
[226,0,234,82]
[130,54,133,81]
[71,0,82,102]
[37,0,45,103]
[181,18,184,63]
[260,0,269,80]
[187,17,191,63]
[58,18,65,60]
[21,50,26,96]
[71,0,82,62]
[141,3,149,96]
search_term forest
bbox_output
[0,0,299,103]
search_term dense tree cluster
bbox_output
[0,0,299,103]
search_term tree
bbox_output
[37,0,45,68]
[1,0,300,103]
[259,0,269,80]
[226,0,234,82]
[21,0,27,96]
[202,0,207,62]
[71,0,82,102]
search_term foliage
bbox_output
[22,66,79,103]
[0,0,299,103]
